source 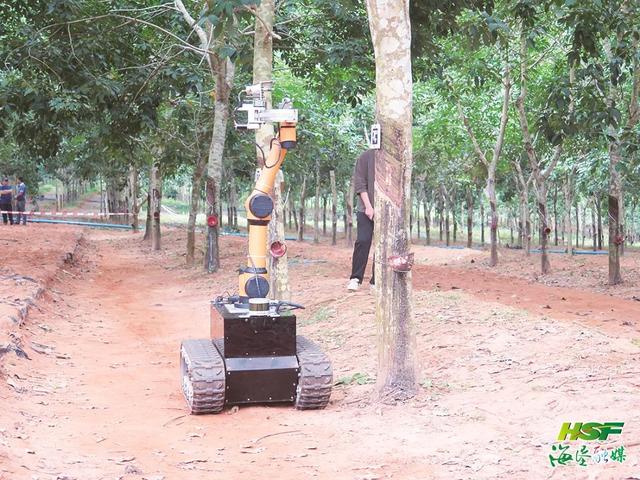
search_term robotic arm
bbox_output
[235,82,297,301]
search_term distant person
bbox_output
[0,177,14,225]
[15,177,27,225]
[347,149,375,292]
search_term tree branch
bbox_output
[492,44,512,170]
[243,5,282,40]
[456,100,488,167]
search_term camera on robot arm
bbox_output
[233,81,298,130]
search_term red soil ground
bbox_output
[1,225,639,480]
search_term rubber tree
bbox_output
[556,0,639,284]
[456,47,511,267]
[175,0,248,273]
[365,0,416,402]
[249,0,291,299]
[514,22,567,275]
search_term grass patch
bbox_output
[300,306,336,326]
[335,372,374,386]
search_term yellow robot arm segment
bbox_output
[239,121,297,300]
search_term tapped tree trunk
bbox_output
[537,193,551,274]
[466,189,473,248]
[553,184,559,246]
[128,165,139,231]
[253,0,292,298]
[563,173,575,256]
[480,198,485,246]
[608,140,624,284]
[143,191,152,241]
[205,58,235,273]
[314,162,320,244]
[269,171,290,300]
[346,181,354,246]
[487,175,499,266]
[330,170,338,246]
[322,195,327,236]
[150,163,162,251]
[297,176,307,242]
[423,198,432,246]
[187,156,207,265]
[592,200,597,251]
[366,0,416,402]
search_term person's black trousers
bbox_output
[0,204,13,225]
[350,211,375,285]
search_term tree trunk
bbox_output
[269,170,290,300]
[592,200,597,251]
[187,156,207,265]
[291,197,298,232]
[596,195,603,249]
[314,162,320,244]
[322,195,327,236]
[150,163,161,251]
[575,202,580,250]
[608,140,623,284]
[297,176,306,242]
[330,170,338,246]
[424,199,432,246]
[366,0,416,401]
[416,198,421,240]
[553,184,559,246]
[143,191,151,241]
[346,181,354,246]
[128,165,139,231]
[487,175,499,266]
[480,199,485,245]
[563,175,573,256]
[204,58,235,273]
[466,189,473,248]
[451,192,458,244]
[537,190,550,274]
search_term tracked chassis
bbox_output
[180,299,332,414]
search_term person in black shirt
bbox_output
[347,150,375,291]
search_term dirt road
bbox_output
[1,228,639,479]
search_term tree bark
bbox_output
[553,184,559,246]
[346,181,354,246]
[322,195,327,236]
[297,176,306,242]
[269,170,290,300]
[330,170,338,246]
[608,140,623,284]
[128,165,139,231]
[480,199,485,246]
[423,198,432,246]
[466,189,473,248]
[591,200,597,251]
[143,191,151,241]
[366,0,416,401]
[563,173,574,256]
[187,156,207,265]
[150,163,161,251]
[204,59,235,273]
[314,162,320,244]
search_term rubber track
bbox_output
[180,339,226,414]
[295,335,333,409]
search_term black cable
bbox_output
[255,142,266,166]
[264,138,282,169]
